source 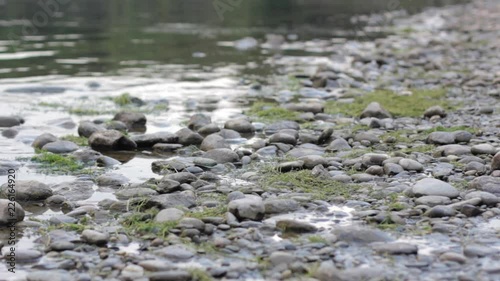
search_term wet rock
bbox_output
[269,132,297,145]
[288,144,325,158]
[81,229,109,245]
[224,118,255,133]
[176,128,204,146]
[276,219,317,233]
[412,178,459,198]
[326,138,351,152]
[371,242,418,255]
[178,217,205,230]
[51,180,94,201]
[354,132,379,144]
[399,158,423,172]
[2,128,18,138]
[469,176,500,194]
[315,261,388,281]
[146,191,196,209]
[155,245,195,261]
[0,180,53,201]
[277,160,304,172]
[89,130,137,150]
[264,121,300,134]
[460,204,481,217]
[203,148,239,164]
[0,199,25,225]
[105,120,128,131]
[131,132,178,147]
[78,121,104,138]
[228,195,265,221]
[96,173,129,187]
[283,102,324,114]
[188,113,211,131]
[425,205,456,217]
[424,106,446,118]
[163,172,197,184]
[197,123,220,135]
[96,155,121,167]
[152,178,181,194]
[32,133,58,149]
[155,208,185,223]
[333,226,394,243]
[0,116,23,127]
[415,195,451,207]
[200,134,230,151]
[436,144,471,156]
[453,131,473,143]
[264,199,300,214]
[464,244,498,257]
[471,144,496,155]
[366,165,384,176]
[42,140,79,153]
[113,111,147,130]
[427,132,455,145]
[71,149,101,163]
[360,102,392,119]
[7,249,41,262]
[464,191,499,206]
[491,152,500,171]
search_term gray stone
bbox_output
[327,138,351,152]
[7,249,41,262]
[354,132,379,144]
[131,132,178,147]
[464,245,498,257]
[0,116,23,127]
[299,155,328,169]
[149,270,191,281]
[264,199,300,214]
[197,123,220,135]
[333,226,394,243]
[269,132,297,145]
[491,152,500,171]
[264,121,300,134]
[0,180,53,201]
[228,195,265,221]
[113,111,147,130]
[453,131,473,143]
[415,195,451,207]
[115,188,158,199]
[371,242,418,255]
[283,102,324,114]
[384,163,404,175]
[277,161,304,172]
[269,251,296,266]
[360,102,392,119]
[435,144,471,156]
[155,245,195,261]
[464,191,499,206]
[200,134,229,151]
[315,261,388,281]
[439,252,467,264]
[412,178,459,198]
[42,141,79,154]
[105,120,128,131]
[469,176,500,194]
[78,121,104,138]
[176,128,204,146]
[362,153,389,167]
[276,219,317,233]
[399,158,424,172]
[32,133,58,149]
[224,118,255,133]
[96,173,129,187]
[0,199,25,225]
[424,106,446,118]
[203,148,239,164]
[89,130,137,150]
[51,180,94,201]
[218,129,241,139]
[188,113,211,131]
[153,143,183,153]
[425,205,456,217]
[146,191,196,209]
[471,144,496,155]
[427,132,455,145]
[155,208,185,223]
[81,229,109,245]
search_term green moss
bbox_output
[422,126,479,135]
[121,209,178,239]
[307,235,328,244]
[401,144,435,154]
[187,205,227,219]
[261,169,359,200]
[68,107,110,116]
[31,151,86,173]
[60,135,88,146]
[246,102,300,123]
[38,102,63,108]
[188,268,213,281]
[382,130,415,143]
[113,93,133,106]
[388,202,406,211]
[325,89,453,117]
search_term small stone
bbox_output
[326,138,351,152]
[81,229,109,245]
[415,196,451,207]
[0,116,23,127]
[0,180,53,201]
[276,219,317,233]
[270,251,296,266]
[78,121,104,138]
[113,111,147,130]
[42,141,79,154]
[427,132,455,145]
[491,152,500,171]
[264,199,300,214]
[360,102,392,119]
[424,106,446,118]
[32,133,58,149]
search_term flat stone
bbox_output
[155,245,195,261]
[81,229,109,245]
[0,180,53,201]
[425,205,456,218]
[412,178,459,198]
[131,132,178,147]
[333,226,394,244]
[42,141,79,154]
[415,195,451,207]
[371,242,418,255]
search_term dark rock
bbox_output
[200,134,229,151]
[42,140,79,154]
[32,133,58,149]
[89,130,137,150]
[113,111,147,130]
[188,114,211,131]
[203,148,239,164]
[176,128,204,146]
[131,132,178,147]
[360,102,392,119]
[78,121,104,138]
[224,118,255,133]
[0,116,23,127]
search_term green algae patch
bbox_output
[422,125,479,135]
[246,102,300,123]
[121,209,178,239]
[113,93,134,106]
[61,135,88,146]
[31,150,86,173]
[261,169,359,200]
[325,89,453,117]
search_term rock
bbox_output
[176,128,204,146]
[491,152,500,171]
[51,180,94,201]
[203,148,239,164]
[264,199,300,214]
[116,188,158,199]
[188,114,211,131]
[149,270,192,281]
[145,191,196,209]
[97,155,121,167]
[264,121,300,134]
[218,129,241,139]
[197,124,220,135]
[424,106,446,118]
[384,163,404,175]
[460,204,481,217]
[269,251,296,266]
[276,219,317,233]
[153,143,183,153]
[440,252,467,264]
[0,116,23,127]
[224,118,255,133]
[471,144,496,155]
[26,271,72,281]
[105,120,128,131]
[131,132,178,147]
[371,242,418,255]
[333,226,394,243]
[469,176,500,194]
[427,132,455,145]
[32,133,58,149]
[412,178,459,198]
[0,180,53,201]
[200,134,230,151]
[315,261,388,281]
[113,111,147,130]
[415,195,451,207]
[287,144,325,158]
[361,153,389,167]
[366,165,384,176]
[71,149,101,163]
[121,264,144,279]
[2,128,18,138]
[163,172,197,184]
[81,229,109,245]
[96,173,129,187]
[399,158,424,172]
[155,208,185,223]
[425,205,456,217]
[228,195,265,221]
[435,144,471,156]
[326,138,351,152]
[0,199,25,225]
[269,132,297,145]
[7,249,42,262]
[354,132,379,144]
[464,191,499,206]
[277,161,304,172]
[155,245,195,261]
[360,102,392,119]
[78,121,104,138]
[453,131,473,143]
[318,127,334,145]
[178,217,205,230]
[89,130,137,150]
[283,102,324,114]
[464,245,498,257]
[42,140,79,153]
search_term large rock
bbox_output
[269,132,297,145]
[176,128,204,146]
[51,180,94,201]
[113,111,146,130]
[200,134,230,151]
[42,140,79,154]
[0,116,23,127]
[412,178,459,198]
[427,132,455,145]
[32,133,58,149]
[131,132,178,147]
[228,195,265,221]
[78,121,104,138]
[398,158,424,172]
[360,102,392,119]
[0,180,53,201]
[0,199,25,225]
[203,148,239,164]
[224,118,255,133]
[89,130,137,150]
[81,229,109,245]
[469,176,500,195]
[187,113,211,131]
